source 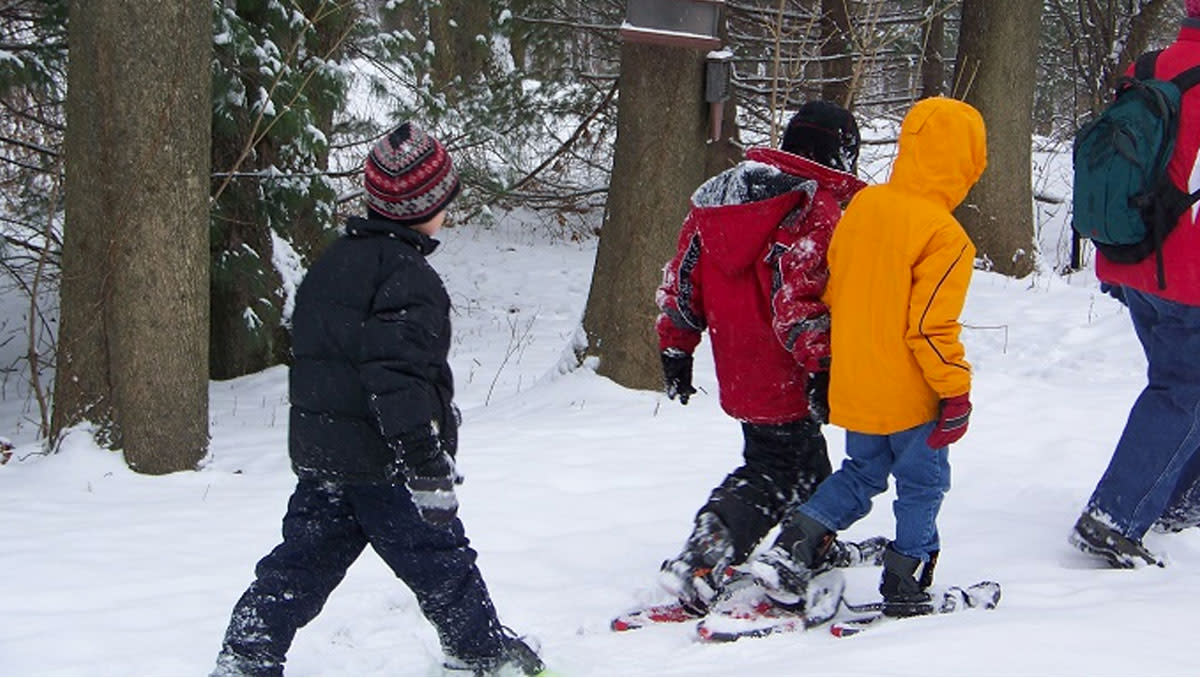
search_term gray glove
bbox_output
[396,430,459,528]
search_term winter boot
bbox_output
[749,511,836,610]
[1152,500,1200,534]
[1070,512,1163,568]
[210,646,283,677]
[825,535,890,568]
[1151,517,1189,534]
[659,511,735,613]
[443,628,545,677]
[775,510,836,569]
[879,545,935,618]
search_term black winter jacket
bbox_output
[288,216,458,483]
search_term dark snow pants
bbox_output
[217,480,504,675]
[699,419,832,561]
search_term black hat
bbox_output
[781,101,860,173]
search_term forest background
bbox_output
[0,0,1180,473]
[3,2,1198,675]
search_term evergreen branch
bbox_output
[510,14,621,34]
[212,168,360,180]
[211,0,355,204]
[505,80,617,195]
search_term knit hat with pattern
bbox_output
[364,122,460,226]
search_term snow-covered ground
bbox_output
[4,160,1200,676]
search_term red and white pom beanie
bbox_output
[364,122,460,226]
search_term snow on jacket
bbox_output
[288,216,458,483]
[656,148,865,424]
[823,97,985,435]
[1096,18,1200,305]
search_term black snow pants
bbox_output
[700,419,832,562]
[217,480,505,674]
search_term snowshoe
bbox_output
[830,580,1001,638]
[695,567,846,642]
[611,600,705,631]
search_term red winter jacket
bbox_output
[1097,18,1200,305]
[656,148,866,424]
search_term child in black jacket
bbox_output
[212,123,543,677]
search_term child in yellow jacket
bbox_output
[732,97,987,619]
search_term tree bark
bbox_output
[820,0,853,107]
[920,0,945,99]
[56,0,210,473]
[1104,0,1175,113]
[583,40,709,391]
[952,0,1042,278]
[429,0,492,103]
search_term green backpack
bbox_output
[1072,51,1200,287]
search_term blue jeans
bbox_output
[798,423,950,561]
[1087,287,1200,538]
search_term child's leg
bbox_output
[752,433,893,603]
[889,422,951,560]
[795,430,894,533]
[217,480,368,674]
[695,420,830,562]
[352,484,506,664]
[660,420,832,610]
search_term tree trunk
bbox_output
[820,0,853,107]
[1103,0,1175,114]
[56,0,210,473]
[583,40,710,391]
[429,0,492,103]
[952,0,1041,278]
[920,0,945,98]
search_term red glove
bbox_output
[926,393,971,449]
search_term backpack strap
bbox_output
[1135,50,1162,80]
[1172,64,1200,93]
[1136,48,1200,92]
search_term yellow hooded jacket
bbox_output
[823,97,987,434]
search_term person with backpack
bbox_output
[1069,1,1200,568]
[653,101,882,620]
[211,122,544,677]
[708,97,986,621]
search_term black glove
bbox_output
[396,430,459,528]
[806,371,829,425]
[661,349,697,405]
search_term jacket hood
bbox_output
[691,159,815,210]
[689,160,816,273]
[745,147,866,203]
[889,97,987,209]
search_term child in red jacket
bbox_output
[655,102,880,615]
